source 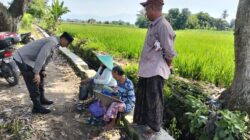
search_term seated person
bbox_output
[81,55,117,96]
[103,66,136,131]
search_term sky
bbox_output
[1,0,239,24]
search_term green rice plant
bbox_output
[60,23,234,87]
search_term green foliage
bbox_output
[214,19,229,31]
[0,119,32,139]
[40,0,70,33]
[230,19,235,29]
[49,0,70,32]
[196,12,212,29]
[26,0,47,19]
[21,13,33,29]
[183,95,250,140]
[222,10,229,20]
[185,95,208,111]
[177,8,191,29]
[187,15,199,29]
[135,9,150,28]
[38,6,54,33]
[185,95,208,134]
[60,24,234,87]
[69,40,100,71]
[64,26,248,140]
[174,30,234,87]
[165,8,191,30]
[168,117,182,139]
[136,7,230,30]
[61,23,145,60]
[166,8,180,29]
[50,0,70,22]
[124,64,139,89]
[214,110,249,140]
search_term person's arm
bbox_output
[159,24,176,67]
[33,40,55,74]
[92,66,101,79]
[93,69,112,85]
[124,81,136,113]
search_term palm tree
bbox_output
[50,0,70,32]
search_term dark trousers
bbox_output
[15,61,45,101]
[133,76,164,132]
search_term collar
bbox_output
[150,16,163,28]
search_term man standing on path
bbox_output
[133,0,176,138]
[13,32,74,114]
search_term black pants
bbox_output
[133,76,164,132]
[15,61,45,101]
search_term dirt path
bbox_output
[0,28,124,140]
[1,56,97,139]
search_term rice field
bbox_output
[60,23,234,87]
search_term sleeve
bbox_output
[93,69,112,85]
[125,81,136,113]
[33,40,55,74]
[92,66,101,79]
[159,24,177,61]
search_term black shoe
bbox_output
[40,92,54,105]
[32,107,51,114]
[40,99,54,105]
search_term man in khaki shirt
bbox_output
[133,0,176,138]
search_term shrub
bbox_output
[21,13,33,29]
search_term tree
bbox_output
[104,21,110,24]
[177,8,191,29]
[26,0,47,19]
[111,20,127,25]
[87,18,96,24]
[187,15,199,29]
[196,12,212,29]
[166,8,180,29]
[214,18,229,30]
[0,0,31,32]
[222,10,229,20]
[219,0,250,113]
[50,0,70,32]
[135,9,149,28]
[230,19,235,29]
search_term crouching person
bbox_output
[80,55,117,98]
[104,66,136,131]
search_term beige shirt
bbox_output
[139,16,176,79]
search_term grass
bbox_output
[59,23,146,59]
[174,30,234,87]
[59,23,234,87]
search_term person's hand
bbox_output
[81,78,90,85]
[41,71,47,78]
[33,74,40,85]
[169,65,174,74]
[112,87,119,93]
[166,59,172,68]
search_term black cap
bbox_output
[140,0,164,7]
[60,32,74,43]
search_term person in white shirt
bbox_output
[81,54,117,96]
